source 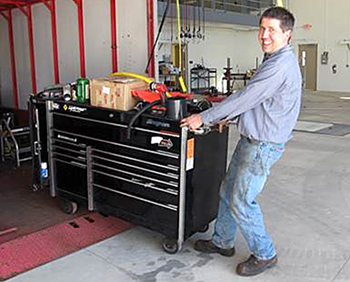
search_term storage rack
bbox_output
[190,67,217,94]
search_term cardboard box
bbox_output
[90,76,149,111]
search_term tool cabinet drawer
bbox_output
[54,160,87,199]
[92,185,179,238]
[91,148,179,187]
[92,169,178,206]
[51,131,87,167]
[52,112,181,154]
[90,146,180,208]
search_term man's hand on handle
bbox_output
[180,114,203,131]
[218,120,229,133]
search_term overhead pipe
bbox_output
[0,9,19,109]
[42,0,60,84]
[110,0,117,72]
[72,0,86,78]
[146,0,155,78]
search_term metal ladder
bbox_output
[0,112,32,167]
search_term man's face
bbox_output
[258,17,291,54]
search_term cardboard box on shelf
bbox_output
[90,76,150,111]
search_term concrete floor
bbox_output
[7,90,350,282]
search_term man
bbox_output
[180,6,302,277]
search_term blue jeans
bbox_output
[212,136,285,260]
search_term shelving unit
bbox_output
[190,67,217,94]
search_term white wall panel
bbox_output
[0,15,13,108]
[290,0,350,92]
[187,25,261,92]
[117,0,148,75]
[84,0,111,78]
[33,3,54,92]
[56,0,80,85]
[12,8,32,109]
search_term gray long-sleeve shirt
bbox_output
[200,45,302,143]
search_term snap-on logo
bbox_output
[146,119,171,128]
[151,136,173,149]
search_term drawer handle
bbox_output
[71,161,87,168]
[144,182,155,188]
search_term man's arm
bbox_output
[200,61,286,126]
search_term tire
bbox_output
[162,238,179,254]
[60,198,79,215]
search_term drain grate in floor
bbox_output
[294,121,350,136]
[316,124,350,136]
[294,121,333,132]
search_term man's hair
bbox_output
[259,7,295,32]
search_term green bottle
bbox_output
[76,78,89,103]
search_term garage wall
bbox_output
[0,13,13,108]
[187,24,261,92]
[158,22,262,92]
[158,0,350,93]
[290,0,350,92]
[0,0,150,110]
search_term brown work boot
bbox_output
[236,255,277,276]
[194,240,235,257]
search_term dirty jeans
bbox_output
[212,136,285,260]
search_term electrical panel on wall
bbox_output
[321,51,329,65]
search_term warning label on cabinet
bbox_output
[186,138,195,171]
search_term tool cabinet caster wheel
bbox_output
[162,238,179,254]
[199,224,209,233]
[60,199,78,215]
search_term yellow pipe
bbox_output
[276,0,284,7]
[175,0,182,70]
[175,0,187,93]
[110,72,154,85]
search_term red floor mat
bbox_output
[0,213,133,281]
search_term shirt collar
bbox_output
[263,44,291,62]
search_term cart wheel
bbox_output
[199,224,209,233]
[162,238,179,254]
[60,199,79,215]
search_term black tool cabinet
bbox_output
[43,100,228,253]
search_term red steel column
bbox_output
[2,10,19,109]
[110,0,117,72]
[72,0,86,78]
[146,0,155,77]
